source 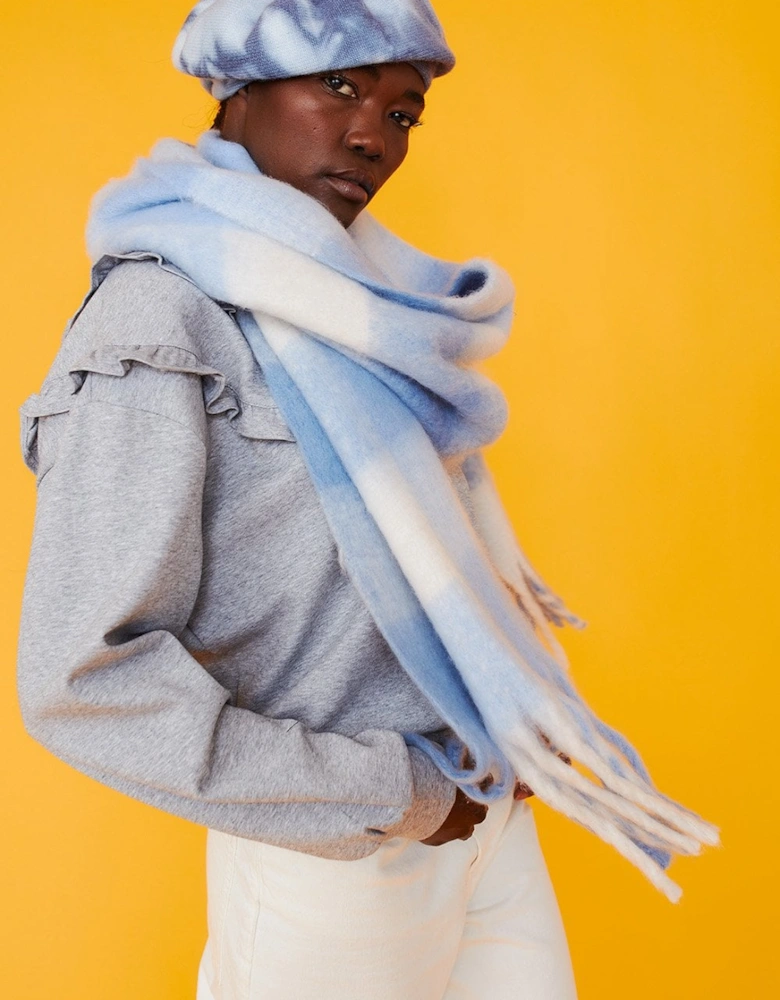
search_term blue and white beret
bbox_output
[173,0,456,100]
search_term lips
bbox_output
[329,168,376,195]
[323,168,376,205]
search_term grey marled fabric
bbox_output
[17,258,457,859]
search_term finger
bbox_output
[459,792,488,821]
[513,781,535,801]
[540,733,573,766]
[462,804,487,825]
[478,773,495,793]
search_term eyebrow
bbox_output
[403,89,426,110]
[354,64,426,110]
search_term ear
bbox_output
[218,87,250,143]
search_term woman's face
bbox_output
[219,62,426,228]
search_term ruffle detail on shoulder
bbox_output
[20,343,295,473]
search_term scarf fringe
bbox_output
[463,462,719,899]
[485,676,719,900]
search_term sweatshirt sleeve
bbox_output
[17,360,456,859]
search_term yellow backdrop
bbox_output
[2,1,777,997]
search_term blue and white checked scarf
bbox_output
[86,131,718,901]
[174,0,456,98]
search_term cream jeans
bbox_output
[196,792,577,999]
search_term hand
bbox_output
[420,787,489,846]
[480,770,534,801]
[513,749,572,801]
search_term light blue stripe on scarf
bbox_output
[86,131,718,900]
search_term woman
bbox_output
[17,2,718,998]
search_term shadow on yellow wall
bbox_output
[2,1,777,997]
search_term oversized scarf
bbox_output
[86,130,718,901]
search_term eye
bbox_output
[322,74,358,98]
[389,111,423,132]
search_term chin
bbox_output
[317,198,357,229]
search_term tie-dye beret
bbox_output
[173,0,456,99]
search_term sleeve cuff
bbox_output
[385,746,457,842]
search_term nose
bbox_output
[344,113,385,161]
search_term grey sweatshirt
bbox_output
[17,257,458,859]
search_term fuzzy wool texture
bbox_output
[173,0,456,97]
[86,131,719,901]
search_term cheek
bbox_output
[246,118,328,180]
[378,136,411,186]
